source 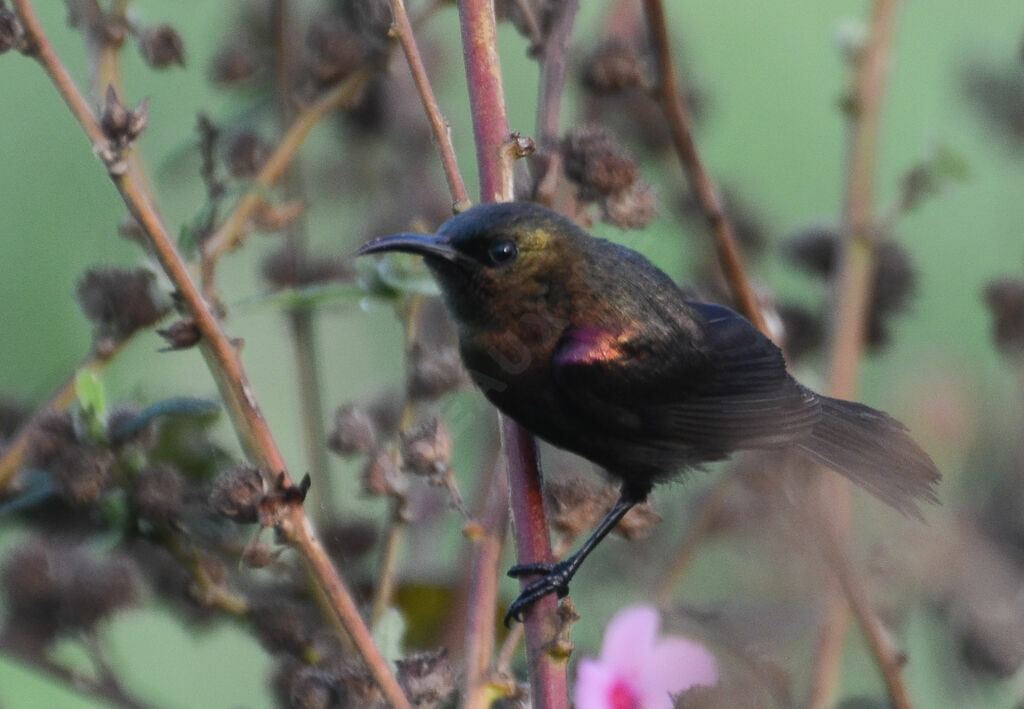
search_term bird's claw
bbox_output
[503,559,573,627]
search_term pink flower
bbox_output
[575,605,718,709]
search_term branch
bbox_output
[640,0,768,335]
[389,0,471,212]
[463,458,510,709]
[456,2,569,706]
[810,1,910,708]
[11,5,410,707]
[200,66,373,290]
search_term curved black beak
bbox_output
[355,233,461,263]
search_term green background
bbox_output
[2,1,1024,707]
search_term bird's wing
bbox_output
[553,301,820,454]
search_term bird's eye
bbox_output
[488,240,518,267]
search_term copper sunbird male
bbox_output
[357,201,940,624]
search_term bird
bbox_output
[356,201,940,625]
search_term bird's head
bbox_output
[357,202,587,327]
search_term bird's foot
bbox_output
[504,560,575,627]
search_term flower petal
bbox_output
[600,605,660,672]
[575,657,618,709]
[637,636,718,707]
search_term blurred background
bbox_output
[2,0,1024,707]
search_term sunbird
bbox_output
[357,201,940,624]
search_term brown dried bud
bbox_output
[241,543,281,569]
[157,318,202,351]
[306,14,371,86]
[251,595,318,656]
[582,39,647,94]
[400,419,452,477]
[337,0,393,46]
[223,129,269,178]
[327,404,377,456]
[984,279,1024,358]
[546,473,659,540]
[63,555,139,631]
[100,86,149,145]
[600,179,657,229]
[337,662,386,707]
[396,648,456,709]
[139,24,185,69]
[27,412,114,506]
[0,8,23,54]
[563,125,640,199]
[322,518,379,563]
[776,302,824,362]
[209,41,261,85]
[132,464,183,523]
[76,266,169,342]
[407,344,467,400]
[360,448,405,498]
[262,248,353,289]
[209,465,264,523]
[252,199,306,233]
[289,667,342,709]
[782,225,841,276]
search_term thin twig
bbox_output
[640,0,768,335]
[11,5,411,707]
[456,1,570,705]
[463,458,510,709]
[809,1,909,708]
[389,0,471,212]
[200,66,373,290]
[649,474,733,606]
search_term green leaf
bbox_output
[237,282,368,312]
[75,369,107,419]
[371,607,406,665]
[109,396,220,445]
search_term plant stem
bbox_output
[11,4,410,707]
[641,0,768,335]
[456,0,570,705]
[389,0,471,212]
[809,1,911,708]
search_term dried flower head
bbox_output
[157,318,202,351]
[138,23,185,69]
[581,39,647,94]
[209,465,264,523]
[322,518,379,563]
[27,411,114,506]
[223,129,270,178]
[62,554,139,631]
[396,648,455,709]
[776,303,824,362]
[546,474,660,541]
[241,542,282,569]
[100,86,149,147]
[337,0,393,47]
[289,667,342,709]
[262,248,353,290]
[209,41,262,85]
[306,13,371,86]
[337,661,386,708]
[360,448,406,499]
[563,125,640,199]
[132,464,183,524]
[0,397,29,446]
[251,594,319,657]
[964,62,1024,147]
[601,179,657,230]
[782,225,842,276]
[76,266,169,343]
[0,7,23,54]
[984,278,1024,358]
[400,419,452,477]
[407,344,467,400]
[327,403,377,457]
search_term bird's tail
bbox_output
[796,394,940,519]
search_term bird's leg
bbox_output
[504,490,642,626]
